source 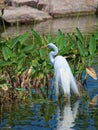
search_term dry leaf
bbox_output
[1,84,8,91]
[27,66,32,76]
[89,95,98,106]
[86,67,97,80]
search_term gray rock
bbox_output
[3,6,52,24]
[1,0,98,24]
[11,0,38,8]
[39,0,97,17]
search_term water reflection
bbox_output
[0,100,79,130]
[0,15,98,37]
[56,100,79,130]
[0,98,98,130]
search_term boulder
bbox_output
[37,0,48,10]
[11,0,38,8]
[39,0,97,17]
[1,0,98,24]
[3,6,52,24]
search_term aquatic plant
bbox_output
[0,29,97,103]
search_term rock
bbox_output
[11,0,38,8]
[4,0,12,6]
[37,0,48,10]
[1,15,98,37]
[3,6,52,24]
[39,0,97,17]
[1,0,98,24]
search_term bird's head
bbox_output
[41,43,57,49]
[47,43,56,49]
[41,43,58,55]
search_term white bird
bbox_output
[47,43,79,101]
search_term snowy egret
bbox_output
[43,43,80,100]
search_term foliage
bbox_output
[0,28,97,102]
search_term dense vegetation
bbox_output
[0,28,98,103]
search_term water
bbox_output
[0,15,98,130]
[0,69,98,130]
[0,15,98,37]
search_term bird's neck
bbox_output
[49,47,58,65]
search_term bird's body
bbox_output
[47,43,79,100]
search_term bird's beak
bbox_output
[41,45,47,48]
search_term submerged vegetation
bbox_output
[0,28,98,104]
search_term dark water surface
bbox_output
[0,15,98,130]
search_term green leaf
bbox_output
[39,48,48,58]
[31,29,42,43]
[67,33,75,45]
[10,32,28,48]
[2,46,9,60]
[95,32,98,40]
[77,40,85,57]
[16,88,26,91]
[76,28,84,44]
[22,45,34,52]
[58,29,64,36]
[2,46,14,60]
[19,32,28,45]
[10,36,20,49]
[0,60,14,67]
[59,44,72,55]
[57,30,66,50]
[89,35,96,55]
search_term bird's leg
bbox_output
[68,94,70,104]
[55,75,59,100]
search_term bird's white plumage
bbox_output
[54,56,79,96]
[47,43,79,100]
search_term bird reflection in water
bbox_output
[56,100,79,130]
